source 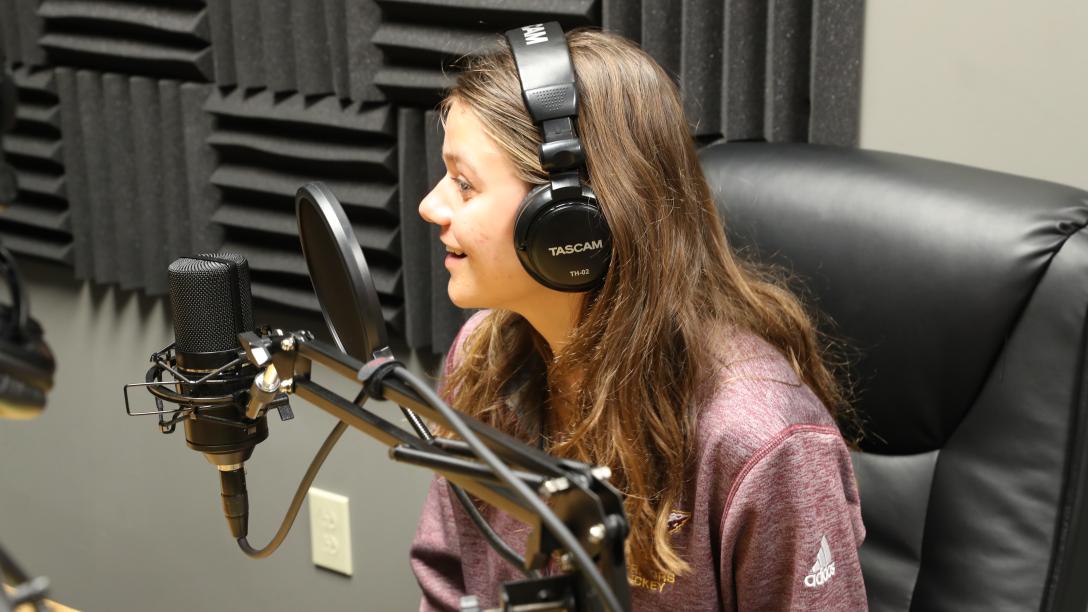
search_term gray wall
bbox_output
[859,0,1088,191]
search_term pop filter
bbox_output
[295,182,389,360]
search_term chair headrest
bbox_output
[700,142,1088,453]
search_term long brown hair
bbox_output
[442,29,848,577]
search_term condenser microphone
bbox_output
[167,253,266,538]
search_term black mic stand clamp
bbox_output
[239,329,312,421]
[237,329,632,612]
[123,328,299,541]
[123,331,296,436]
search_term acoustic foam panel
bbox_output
[763,0,813,142]
[396,107,469,351]
[396,107,431,349]
[809,0,864,146]
[387,0,861,349]
[604,0,734,140]
[600,0,638,42]
[601,0,861,145]
[0,65,71,263]
[677,0,724,139]
[102,73,139,288]
[11,0,864,353]
[720,0,768,141]
[38,0,212,81]
[635,0,682,92]
[56,68,212,289]
[205,88,404,331]
[343,0,384,101]
[208,0,381,101]
[371,0,597,107]
[73,69,114,283]
[421,107,466,351]
[0,0,47,67]
[129,76,170,293]
[53,68,89,277]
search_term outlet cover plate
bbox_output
[308,487,353,576]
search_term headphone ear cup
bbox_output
[514,183,610,291]
[0,305,54,419]
[0,371,48,419]
[513,182,552,252]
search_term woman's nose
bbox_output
[418,182,452,226]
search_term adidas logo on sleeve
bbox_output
[803,536,836,588]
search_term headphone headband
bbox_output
[504,22,611,292]
[504,22,578,124]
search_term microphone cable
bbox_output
[237,418,348,558]
[236,387,536,580]
[402,404,538,579]
[392,364,625,612]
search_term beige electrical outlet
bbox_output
[308,487,353,576]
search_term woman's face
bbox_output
[418,100,543,312]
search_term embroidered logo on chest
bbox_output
[666,509,691,534]
[626,509,690,594]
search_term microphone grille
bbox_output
[168,253,254,354]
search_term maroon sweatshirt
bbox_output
[411,313,867,611]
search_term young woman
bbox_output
[412,25,866,611]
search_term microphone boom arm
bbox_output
[238,329,631,612]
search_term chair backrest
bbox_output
[699,142,1088,612]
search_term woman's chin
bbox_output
[448,293,473,309]
[447,283,482,310]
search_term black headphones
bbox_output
[504,22,611,292]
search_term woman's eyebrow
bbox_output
[442,150,480,179]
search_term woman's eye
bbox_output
[450,176,473,195]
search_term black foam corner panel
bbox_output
[0,0,47,67]
[612,0,730,139]
[763,0,813,143]
[678,0,725,138]
[720,0,768,141]
[600,0,639,40]
[0,65,70,263]
[600,0,861,145]
[809,0,864,146]
[38,1,212,81]
[205,88,404,332]
[55,68,212,290]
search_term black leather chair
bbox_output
[699,142,1088,612]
